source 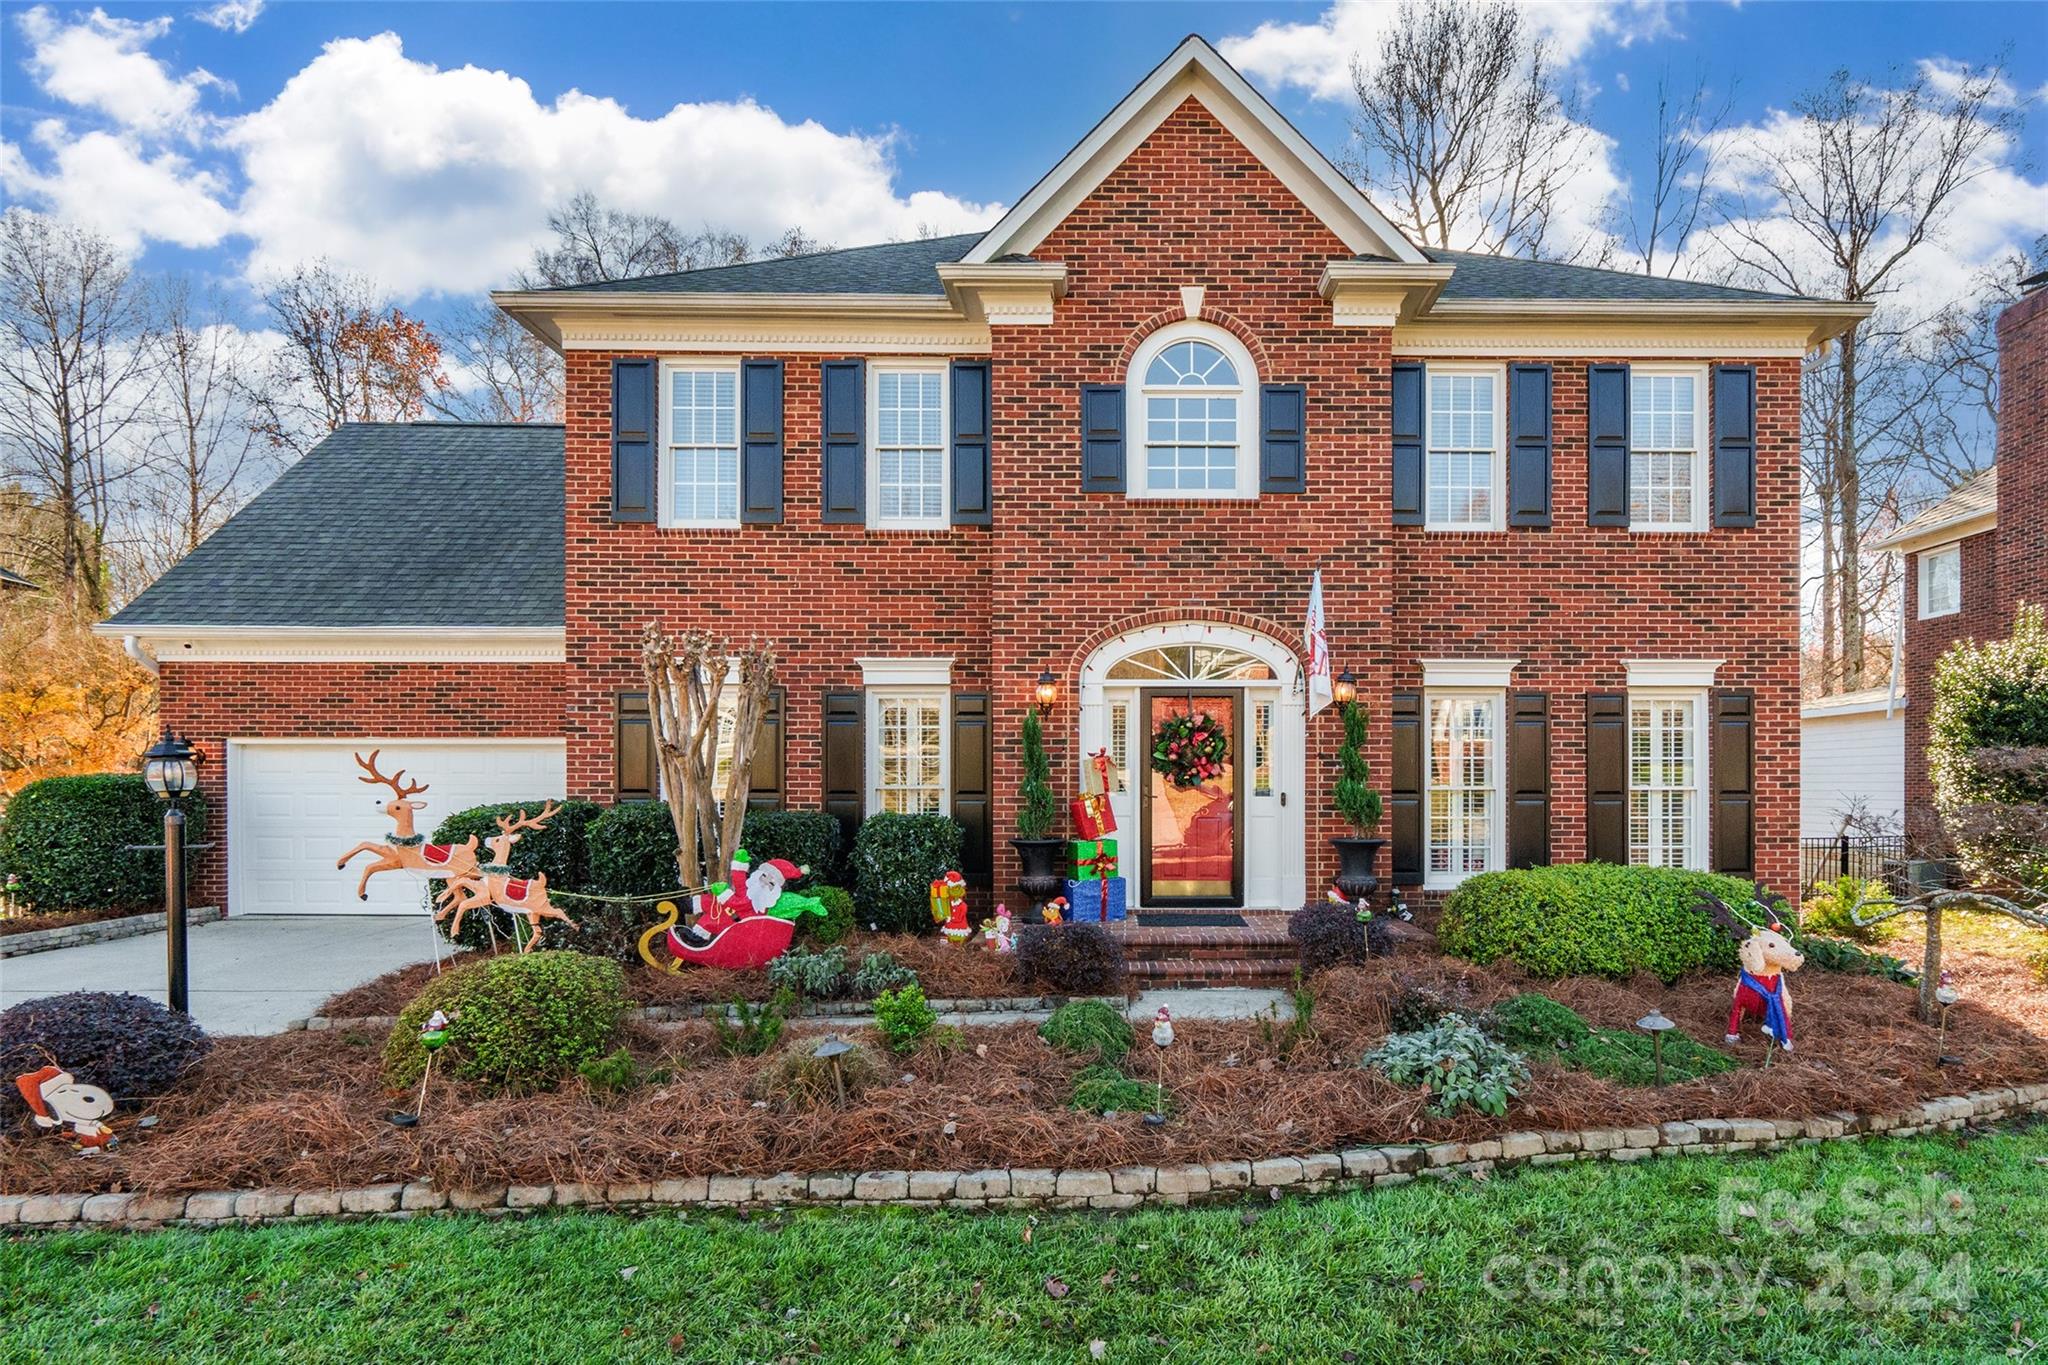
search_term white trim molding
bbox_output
[1625,659,1723,690]
[89,625,566,664]
[488,290,990,356]
[856,657,955,687]
[935,261,1068,326]
[1420,658,1520,689]
[1319,260,1455,328]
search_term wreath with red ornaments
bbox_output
[1150,710,1229,789]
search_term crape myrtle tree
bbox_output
[640,625,777,890]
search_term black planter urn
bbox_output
[1331,836,1386,903]
[1012,837,1068,920]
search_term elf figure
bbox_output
[1724,921,1804,1051]
[682,849,758,946]
[930,870,971,945]
[15,1066,117,1154]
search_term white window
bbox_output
[662,361,740,527]
[869,691,949,815]
[1108,700,1130,793]
[1425,366,1505,530]
[1425,691,1502,886]
[868,364,948,530]
[1918,544,1961,619]
[1628,694,1706,870]
[1252,700,1274,797]
[1127,324,1258,499]
[1628,366,1708,532]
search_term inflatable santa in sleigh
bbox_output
[637,850,825,972]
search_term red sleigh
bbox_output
[638,900,795,973]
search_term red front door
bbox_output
[1140,691,1243,905]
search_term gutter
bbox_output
[122,635,159,676]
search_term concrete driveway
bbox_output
[0,915,450,1035]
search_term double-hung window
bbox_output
[868,364,948,529]
[1425,691,1502,885]
[1628,366,1708,531]
[1425,366,1504,530]
[1918,544,1961,619]
[1628,694,1705,869]
[1127,324,1257,499]
[663,361,740,527]
[869,690,949,815]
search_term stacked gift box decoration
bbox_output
[1065,748,1128,923]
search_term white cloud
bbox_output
[15,5,223,136]
[0,122,234,252]
[191,0,264,34]
[1916,57,2019,109]
[1221,0,1678,102]
[222,33,1000,297]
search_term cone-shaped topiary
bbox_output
[1016,708,1057,839]
[1333,701,1382,833]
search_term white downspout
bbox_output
[123,635,160,676]
[1887,590,1903,717]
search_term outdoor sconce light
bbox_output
[1636,1008,1675,1086]
[1034,671,1060,711]
[1333,669,1357,706]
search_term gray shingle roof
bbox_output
[1428,250,1809,303]
[1870,467,1998,549]
[0,565,39,591]
[546,234,980,296]
[105,423,564,629]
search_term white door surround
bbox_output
[1077,621,1306,910]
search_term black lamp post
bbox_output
[142,729,200,1014]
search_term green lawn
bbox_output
[6,1124,2044,1363]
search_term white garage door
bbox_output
[230,740,569,916]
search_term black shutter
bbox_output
[1390,690,1424,885]
[820,360,865,523]
[1507,691,1550,868]
[1259,383,1307,494]
[1713,690,1755,876]
[1391,362,1424,526]
[741,359,784,524]
[615,692,655,802]
[611,358,656,522]
[1712,364,1758,529]
[1508,364,1553,527]
[1586,363,1630,526]
[822,690,865,850]
[1585,692,1628,863]
[747,687,785,810]
[951,691,992,885]
[950,361,992,525]
[1080,384,1125,492]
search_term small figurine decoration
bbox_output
[1724,920,1804,1054]
[982,904,1017,953]
[637,854,821,973]
[931,870,971,945]
[1040,896,1068,926]
[1152,1006,1175,1049]
[435,802,574,951]
[336,751,481,899]
[15,1066,117,1155]
[390,1009,455,1127]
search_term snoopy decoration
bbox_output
[15,1066,117,1155]
[1724,921,1804,1051]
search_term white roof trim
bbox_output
[1802,694,1907,721]
[963,35,1424,267]
[1625,659,1722,690]
[856,656,954,687]
[87,624,565,664]
[1420,658,1520,689]
[1867,506,1996,554]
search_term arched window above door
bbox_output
[1105,644,1276,682]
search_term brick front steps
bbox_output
[12,1085,2039,1232]
[1112,914,1299,989]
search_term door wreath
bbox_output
[1150,710,1229,789]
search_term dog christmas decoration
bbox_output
[15,1066,117,1155]
[335,751,481,899]
[434,802,574,950]
[931,871,971,945]
[1724,921,1804,1052]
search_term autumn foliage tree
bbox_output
[0,590,154,802]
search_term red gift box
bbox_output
[1069,748,1118,837]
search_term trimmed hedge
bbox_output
[850,813,963,934]
[427,800,601,951]
[0,774,207,913]
[740,810,843,887]
[1439,864,1751,982]
[384,950,627,1093]
[585,804,843,900]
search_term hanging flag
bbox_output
[1306,569,1333,716]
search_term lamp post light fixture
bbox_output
[1636,1008,1675,1086]
[142,729,201,1015]
[1332,669,1357,706]
[1034,670,1060,712]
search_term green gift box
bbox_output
[1068,838,1119,880]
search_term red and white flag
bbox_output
[1306,569,1333,716]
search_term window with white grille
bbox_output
[1426,692,1500,883]
[1426,368,1503,530]
[1629,368,1706,531]
[1918,544,1961,619]
[869,366,947,529]
[1252,700,1274,796]
[870,690,948,814]
[1127,325,1257,499]
[1629,695,1702,869]
[664,364,739,526]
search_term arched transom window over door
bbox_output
[1127,324,1259,499]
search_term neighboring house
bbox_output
[97,37,1867,918]
[1869,277,2046,845]
[1800,686,1905,839]
[0,566,40,591]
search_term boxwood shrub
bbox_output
[585,801,679,899]
[850,813,962,933]
[427,800,601,951]
[740,810,843,886]
[384,950,627,1093]
[1439,864,1750,982]
[0,774,208,913]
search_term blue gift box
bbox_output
[1063,877,1128,923]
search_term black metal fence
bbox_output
[1800,835,1908,892]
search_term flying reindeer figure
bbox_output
[435,800,573,950]
[335,751,480,899]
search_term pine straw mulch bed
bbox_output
[8,931,2044,1200]
[315,932,1040,1022]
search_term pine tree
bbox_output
[1017,708,1057,839]
[1333,701,1382,833]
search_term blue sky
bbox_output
[2,0,2043,328]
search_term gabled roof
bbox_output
[1868,467,1998,553]
[103,423,564,630]
[963,35,1426,267]
[535,234,980,296]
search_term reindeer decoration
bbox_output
[335,751,480,899]
[435,801,574,950]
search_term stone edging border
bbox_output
[8,1084,2043,1233]
[0,906,225,958]
[293,994,1127,1033]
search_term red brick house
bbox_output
[100,38,1867,918]
[1870,275,2047,844]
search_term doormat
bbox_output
[1134,912,1248,928]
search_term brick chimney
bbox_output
[1996,279,2047,613]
